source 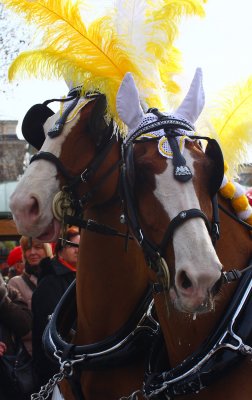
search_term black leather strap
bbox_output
[144,267,252,397]
[160,209,211,256]
[21,274,37,292]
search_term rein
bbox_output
[219,203,252,230]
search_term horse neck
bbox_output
[75,198,149,344]
[153,193,252,367]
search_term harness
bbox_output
[35,281,158,400]
[28,92,159,400]
[144,266,252,399]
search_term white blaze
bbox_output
[154,149,222,288]
[9,112,80,237]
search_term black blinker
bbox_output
[205,139,224,196]
[22,103,54,150]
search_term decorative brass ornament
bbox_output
[52,191,75,222]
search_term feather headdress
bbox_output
[3,0,207,119]
[112,0,207,108]
[205,76,252,177]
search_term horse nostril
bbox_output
[179,271,193,289]
[29,196,39,217]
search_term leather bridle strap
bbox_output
[67,122,116,189]
[77,158,122,207]
[159,208,211,257]
[30,133,118,207]
[64,215,134,240]
[48,95,81,138]
[30,151,73,180]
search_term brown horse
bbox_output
[116,71,252,399]
[10,94,154,400]
[9,70,232,399]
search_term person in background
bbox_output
[8,237,52,355]
[32,227,80,389]
[0,275,32,400]
[6,245,24,278]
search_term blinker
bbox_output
[22,102,55,150]
[205,138,224,196]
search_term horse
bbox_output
[115,70,252,399]
[9,91,156,400]
[9,69,232,399]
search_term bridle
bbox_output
[29,92,124,227]
[120,108,224,283]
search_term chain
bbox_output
[31,370,66,400]
[119,389,143,400]
[31,353,86,400]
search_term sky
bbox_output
[1,0,252,161]
[177,0,252,98]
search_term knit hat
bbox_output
[7,246,23,267]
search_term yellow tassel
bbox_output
[245,214,252,226]
[231,195,249,212]
[219,182,236,199]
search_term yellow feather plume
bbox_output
[147,0,206,47]
[4,0,145,119]
[144,0,207,105]
[3,0,207,117]
[112,0,207,109]
[206,77,252,177]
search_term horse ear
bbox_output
[116,73,145,131]
[175,68,205,125]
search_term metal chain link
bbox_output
[119,389,143,400]
[31,356,84,400]
[31,370,66,400]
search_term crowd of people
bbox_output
[0,227,80,400]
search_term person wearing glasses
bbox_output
[31,227,80,391]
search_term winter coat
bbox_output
[0,278,32,400]
[8,272,37,355]
[0,281,32,350]
[32,257,76,388]
[8,272,37,310]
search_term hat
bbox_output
[7,246,23,267]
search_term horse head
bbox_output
[117,69,223,314]
[9,92,120,242]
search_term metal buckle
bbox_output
[80,169,88,182]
